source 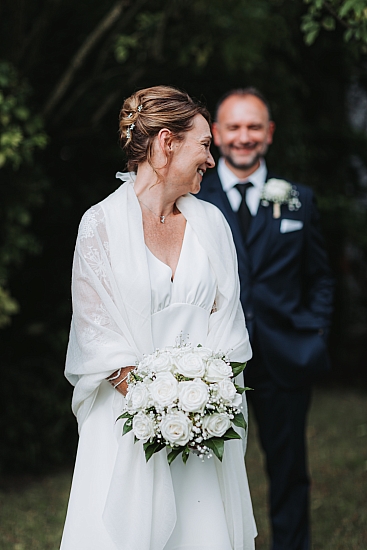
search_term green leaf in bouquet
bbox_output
[205,437,225,461]
[182,447,190,464]
[167,447,183,465]
[222,427,241,440]
[234,384,246,394]
[117,411,133,420]
[232,412,247,430]
[230,361,247,377]
[144,441,166,462]
[122,420,133,436]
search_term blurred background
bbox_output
[0,0,366,546]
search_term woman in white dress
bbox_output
[61,85,256,550]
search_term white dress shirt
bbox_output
[217,157,267,216]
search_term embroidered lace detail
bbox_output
[79,207,105,241]
[84,246,113,299]
[92,303,110,326]
[82,325,98,342]
[82,324,110,347]
[85,246,107,280]
[81,303,112,344]
[75,203,118,346]
[103,241,110,260]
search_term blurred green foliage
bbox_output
[302,0,367,48]
[0,62,48,326]
[0,0,366,473]
[0,62,47,169]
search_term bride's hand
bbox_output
[106,366,135,396]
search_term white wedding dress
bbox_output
[60,220,256,550]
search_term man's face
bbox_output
[212,94,275,176]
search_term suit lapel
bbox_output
[200,170,277,277]
[200,171,248,264]
[201,169,303,279]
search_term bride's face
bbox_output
[165,114,215,195]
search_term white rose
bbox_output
[264,179,292,201]
[160,411,192,446]
[149,372,178,407]
[178,379,209,412]
[125,382,151,413]
[194,346,213,360]
[232,393,243,409]
[151,352,173,373]
[137,354,155,375]
[217,378,237,403]
[202,413,231,438]
[132,412,155,442]
[205,358,233,383]
[176,351,206,378]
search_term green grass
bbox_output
[0,388,366,549]
[0,473,71,549]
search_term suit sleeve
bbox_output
[303,191,334,329]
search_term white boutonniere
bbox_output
[261,178,302,219]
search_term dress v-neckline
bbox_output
[145,222,188,283]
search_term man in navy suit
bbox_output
[197,88,334,550]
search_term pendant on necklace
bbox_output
[160,216,165,224]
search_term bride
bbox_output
[60,85,257,550]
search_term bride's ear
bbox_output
[157,128,175,158]
[150,129,172,170]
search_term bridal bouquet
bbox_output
[118,343,248,464]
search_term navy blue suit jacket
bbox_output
[197,168,334,388]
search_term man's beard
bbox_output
[221,143,268,172]
[224,152,261,171]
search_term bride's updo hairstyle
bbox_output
[119,85,210,173]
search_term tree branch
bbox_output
[92,0,150,77]
[42,0,127,119]
[324,1,353,31]
[53,68,124,124]
[91,90,121,127]
[17,0,62,67]
[48,0,151,126]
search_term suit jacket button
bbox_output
[246,311,254,320]
[318,328,324,335]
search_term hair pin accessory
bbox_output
[137,105,143,112]
[126,122,136,141]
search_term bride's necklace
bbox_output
[138,199,175,224]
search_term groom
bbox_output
[198,88,334,550]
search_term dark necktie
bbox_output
[235,182,253,237]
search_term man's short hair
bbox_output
[214,87,272,121]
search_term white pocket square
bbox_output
[280,219,303,233]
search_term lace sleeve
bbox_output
[77,205,112,292]
[65,204,138,425]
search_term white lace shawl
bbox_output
[64,173,255,550]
